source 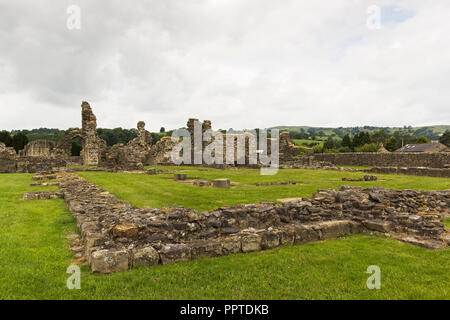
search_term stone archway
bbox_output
[54,102,106,166]
[55,130,84,160]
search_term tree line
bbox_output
[1,127,449,155]
[0,127,172,154]
[312,129,450,153]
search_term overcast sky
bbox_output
[1,0,449,131]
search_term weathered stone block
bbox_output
[363,175,378,181]
[191,241,222,259]
[213,178,231,189]
[85,234,105,254]
[22,191,64,200]
[363,220,392,233]
[91,249,130,273]
[221,236,241,255]
[193,179,211,187]
[261,231,280,249]
[397,237,445,250]
[32,174,57,180]
[276,227,295,245]
[241,234,262,252]
[159,244,191,264]
[147,168,157,175]
[132,246,160,267]
[317,220,352,239]
[174,173,187,181]
[112,223,138,238]
[294,225,321,244]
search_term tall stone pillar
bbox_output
[81,101,101,166]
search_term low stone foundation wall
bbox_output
[0,153,68,174]
[23,172,449,273]
[312,152,450,168]
[16,157,67,173]
[367,167,450,178]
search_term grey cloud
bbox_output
[0,0,449,131]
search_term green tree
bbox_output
[323,137,336,150]
[341,134,352,150]
[415,136,429,144]
[12,133,29,153]
[0,131,13,147]
[160,127,165,133]
[371,129,388,144]
[439,130,450,147]
[354,143,380,152]
[385,136,398,152]
[352,132,371,148]
[338,146,352,153]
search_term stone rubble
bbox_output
[24,172,449,273]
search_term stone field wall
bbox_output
[24,172,450,273]
[311,152,450,168]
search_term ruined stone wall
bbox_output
[101,121,153,171]
[54,102,107,166]
[0,142,17,173]
[21,140,55,157]
[312,152,450,168]
[15,157,67,173]
[25,172,449,273]
[279,131,302,162]
[81,101,104,166]
[147,136,179,165]
[0,142,67,173]
[183,119,301,166]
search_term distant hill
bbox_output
[268,125,450,141]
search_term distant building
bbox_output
[394,142,450,153]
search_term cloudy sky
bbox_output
[1,0,449,131]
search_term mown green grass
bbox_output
[79,166,450,211]
[0,170,449,299]
[338,165,373,170]
[443,218,450,229]
[292,139,324,147]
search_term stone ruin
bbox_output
[182,118,308,167]
[101,121,153,171]
[23,172,449,273]
[54,101,107,166]
[0,102,155,172]
[0,101,340,173]
[20,140,55,157]
[3,100,449,273]
[0,142,17,173]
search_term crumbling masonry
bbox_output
[24,172,449,273]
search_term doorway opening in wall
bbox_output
[71,137,83,156]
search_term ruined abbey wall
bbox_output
[24,172,449,273]
[184,118,302,166]
[20,140,55,157]
[312,152,450,168]
[101,121,153,171]
[0,141,68,173]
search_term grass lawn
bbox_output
[443,218,450,229]
[0,169,449,299]
[292,139,324,147]
[337,165,373,170]
[78,166,450,211]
